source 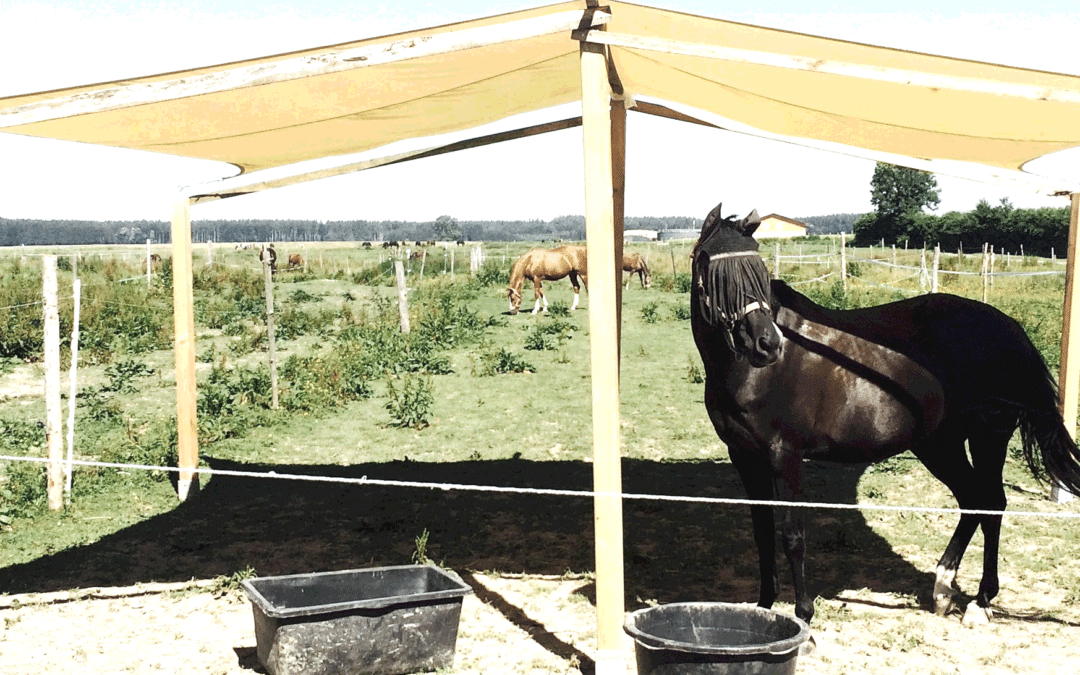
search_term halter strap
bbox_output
[708,250,758,261]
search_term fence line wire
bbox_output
[2,454,1078,521]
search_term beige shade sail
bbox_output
[2,1,1079,180]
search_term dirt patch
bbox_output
[2,574,1080,675]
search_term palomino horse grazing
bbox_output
[690,201,1080,636]
[507,245,588,314]
[623,252,651,289]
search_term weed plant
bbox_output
[479,347,535,375]
[385,374,435,429]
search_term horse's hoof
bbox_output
[961,603,992,626]
[933,593,956,616]
[798,635,817,656]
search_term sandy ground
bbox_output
[3,573,1080,675]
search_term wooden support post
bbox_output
[146,239,152,288]
[581,39,625,675]
[612,97,626,359]
[171,197,199,501]
[1055,193,1080,503]
[263,256,279,410]
[774,241,781,280]
[395,261,410,333]
[43,256,64,511]
[982,243,990,303]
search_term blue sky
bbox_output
[1,1,1078,223]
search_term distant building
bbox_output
[624,229,658,242]
[754,214,808,239]
[657,229,700,242]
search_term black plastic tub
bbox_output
[241,565,473,675]
[623,602,811,675]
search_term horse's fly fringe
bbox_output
[695,251,772,327]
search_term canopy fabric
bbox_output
[2,0,1079,177]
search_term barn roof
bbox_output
[2,1,1079,188]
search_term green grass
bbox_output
[2,238,1078,621]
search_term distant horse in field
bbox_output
[689,201,1080,634]
[507,245,588,314]
[287,253,303,270]
[623,252,651,289]
[144,253,162,267]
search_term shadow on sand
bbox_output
[2,455,932,610]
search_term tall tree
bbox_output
[855,162,941,245]
[433,215,461,240]
[870,162,940,219]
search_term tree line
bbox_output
[852,162,1071,256]
[0,215,707,247]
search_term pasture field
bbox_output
[1,238,1079,675]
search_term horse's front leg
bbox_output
[774,453,813,625]
[532,278,545,314]
[729,446,779,610]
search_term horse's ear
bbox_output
[701,202,724,235]
[738,209,761,237]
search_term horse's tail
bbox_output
[1017,364,1080,496]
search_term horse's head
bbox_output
[691,202,782,367]
[507,286,522,314]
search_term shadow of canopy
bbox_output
[0,456,932,609]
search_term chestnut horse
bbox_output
[690,201,1080,635]
[507,245,588,314]
[623,252,651,289]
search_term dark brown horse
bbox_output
[507,245,588,314]
[690,202,1080,635]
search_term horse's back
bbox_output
[773,282,1053,415]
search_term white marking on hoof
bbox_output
[570,294,578,311]
[962,603,992,626]
[933,565,958,616]
[531,298,541,314]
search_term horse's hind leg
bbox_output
[963,418,1011,624]
[568,271,581,310]
[914,419,1009,622]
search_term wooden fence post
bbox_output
[395,261,411,333]
[932,245,940,293]
[263,253,279,410]
[43,256,64,511]
[773,241,780,279]
[146,238,152,288]
[65,278,82,499]
[982,243,990,303]
[840,232,847,291]
[920,248,928,293]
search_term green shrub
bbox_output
[524,320,576,351]
[480,347,535,375]
[671,303,692,321]
[547,300,571,317]
[385,374,435,429]
[102,358,154,394]
[641,302,661,324]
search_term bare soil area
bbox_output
[3,572,1080,675]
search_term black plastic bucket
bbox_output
[623,602,811,675]
[241,565,472,675]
